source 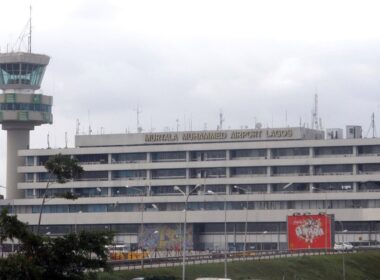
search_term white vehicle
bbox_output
[334,242,354,251]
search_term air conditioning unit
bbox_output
[326,128,343,139]
[346,125,362,139]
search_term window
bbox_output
[230,149,266,159]
[271,147,309,158]
[74,154,108,164]
[151,169,186,179]
[112,170,146,180]
[111,153,146,163]
[190,150,226,161]
[25,156,34,166]
[314,165,353,175]
[77,171,108,181]
[272,165,309,176]
[314,146,353,156]
[190,168,226,178]
[151,151,186,162]
[358,145,380,155]
[230,167,267,177]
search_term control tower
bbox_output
[0,52,52,199]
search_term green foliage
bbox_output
[37,153,84,233]
[145,276,177,280]
[98,251,380,280]
[0,209,113,280]
[0,254,43,280]
[56,191,79,200]
[44,153,84,183]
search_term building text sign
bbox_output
[144,128,294,143]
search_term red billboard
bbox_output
[287,214,332,250]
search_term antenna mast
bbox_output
[366,112,377,138]
[28,5,32,53]
[311,93,319,130]
[136,105,142,133]
[218,111,225,130]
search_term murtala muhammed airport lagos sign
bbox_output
[144,128,296,143]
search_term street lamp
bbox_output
[233,185,249,255]
[261,230,268,251]
[207,190,228,279]
[75,210,82,234]
[174,184,201,280]
[312,186,329,252]
[125,185,148,268]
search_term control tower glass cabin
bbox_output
[0,52,52,199]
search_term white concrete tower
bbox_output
[0,52,51,199]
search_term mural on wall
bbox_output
[139,224,193,251]
[287,214,333,250]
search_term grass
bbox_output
[97,251,380,280]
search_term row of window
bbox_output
[0,63,45,86]
[25,164,380,182]
[24,145,380,166]
[4,199,380,215]
[20,221,379,235]
[25,181,380,199]
[0,103,51,112]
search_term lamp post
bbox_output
[125,185,148,269]
[174,184,201,280]
[233,185,249,256]
[207,190,228,279]
[338,219,348,280]
[75,210,82,234]
[312,186,329,252]
[261,230,268,251]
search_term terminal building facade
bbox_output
[2,126,380,251]
[0,50,379,252]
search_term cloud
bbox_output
[1,0,380,188]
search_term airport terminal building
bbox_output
[2,126,380,251]
[0,51,379,252]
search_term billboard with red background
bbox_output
[287,214,332,250]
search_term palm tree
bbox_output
[37,153,84,234]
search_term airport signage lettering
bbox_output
[145,128,293,143]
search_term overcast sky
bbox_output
[1,0,380,194]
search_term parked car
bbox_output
[334,242,354,251]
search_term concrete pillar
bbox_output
[309,147,314,157]
[6,129,31,199]
[147,152,151,162]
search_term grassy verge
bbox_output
[98,251,380,280]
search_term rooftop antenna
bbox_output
[28,5,32,53]
[176,118,180,132]
[311,92,319,130]
[285,111,288,127]
[75,119,80,135]
[47,133,50,149]
[88,110,92,135]
[65,132,68,148]
[217,110,225,130]
[366,113,377,138]
[135,105,142,133]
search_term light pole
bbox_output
[174,184,201,280]
[261,230,268,251]
[207,190,228,279]
[125,185,148,269]
[233,185,249,255]
[75,210,82,234]
[312,186,329,252]
[338,220,348,280]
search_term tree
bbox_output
[37,153,84,233]
[0,209,113,280]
